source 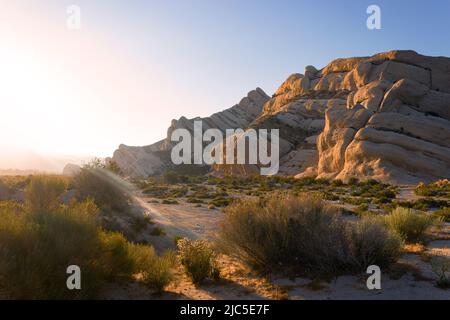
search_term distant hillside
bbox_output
[0,149,94,174]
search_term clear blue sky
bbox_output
[1,0,450,162]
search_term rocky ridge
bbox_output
[111,50,450,184]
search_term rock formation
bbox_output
[313,51,450,184]
[110,88,270,178]
[111,50,450,184]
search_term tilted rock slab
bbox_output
[315,50,450,184]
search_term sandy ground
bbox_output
[133,194,224,249]
[397,186,422,202]
[101,193,450,300]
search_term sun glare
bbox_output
[0,45,86,155]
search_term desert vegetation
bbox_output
[177,238,220,284]
[382,207,440,243]
[218,193,403,277]
[135,172,449,288]
[0,174,176,299]
[0,170,448,299]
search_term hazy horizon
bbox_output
[1,0,450,171]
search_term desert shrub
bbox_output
[177,238,219,284]
[168,187,188,198]
[322,192,339,201]
[72,168,130,213]
[219,193,403,276]
[415,180,450,198]
[97,231,136,279]
[331,179,344,187]
[375,189,396,199]
[348,177,359,185]
[187,197,203,204]
[430,256,450,289]
[25,175,68,214]
[393,198,449,211]
[98,232,175,292]
[219,193,346,273]
[129,245,176,293]
[344,196,371,206]
[161,199,178,205]
[208,196,234,208]
[294,176,316,186]
[383,207,437,243]
[0,199,104,299]
[189,191,212,199]
[348,216,403,269]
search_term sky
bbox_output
[0,0,450,170]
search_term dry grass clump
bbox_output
[219,193,403,276]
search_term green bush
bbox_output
[177,238,219,284]
[219,193,403,276]
[383,207,437,243]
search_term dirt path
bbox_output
[134,194,224,241]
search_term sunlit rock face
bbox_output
[312,50,450,184]
[112,50,450,184]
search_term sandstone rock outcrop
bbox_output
[313,51,450,184]
[111,50,450,184]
